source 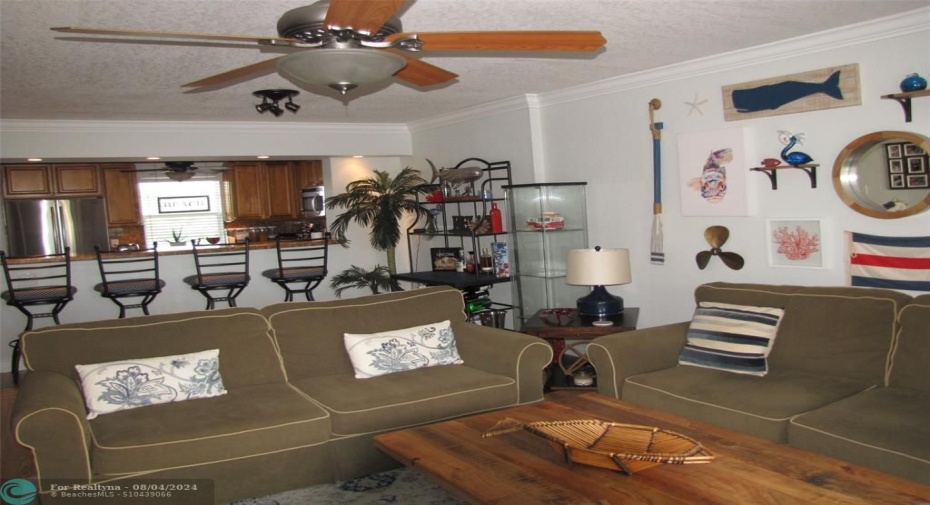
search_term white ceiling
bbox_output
[2,0,928,125]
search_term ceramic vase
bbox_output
[900,73,928,92]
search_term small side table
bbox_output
[521,308,638,390]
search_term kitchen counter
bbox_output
[4,239,335,264]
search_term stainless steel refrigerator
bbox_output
[4,198,109,256]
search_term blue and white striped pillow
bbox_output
[678,302,784,376]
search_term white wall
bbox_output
[411,11,930,329]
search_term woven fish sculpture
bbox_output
[483,418,713,475]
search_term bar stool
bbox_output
[0,247,77,383]
[262,236,329,302]
[94,243,166,318]
[184,239,251,310]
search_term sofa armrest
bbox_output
[451,322,553,404]
[12,370,93,491]
[587,322,690,399]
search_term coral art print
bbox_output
[678,128,749,216]
[766,219,824,268]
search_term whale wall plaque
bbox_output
[722,64,861,122]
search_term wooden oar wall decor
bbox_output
[649,99,665,265]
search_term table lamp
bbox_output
[566,246,632,320]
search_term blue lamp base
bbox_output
[576,285,624,320]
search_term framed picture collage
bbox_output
[886,141,928,190]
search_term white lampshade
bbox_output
[566,247,632,286]
[277,48,407,94]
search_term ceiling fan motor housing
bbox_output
[277,1,402,44]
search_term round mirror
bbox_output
[833,131,930,219]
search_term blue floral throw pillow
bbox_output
[344,320,463,379]
[75,349,227,419]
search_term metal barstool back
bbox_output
[94,242,166,318]
[262,235,329,302]
[0,247,77,383]
[184,239,251,310]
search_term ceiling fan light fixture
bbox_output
[165,171,195,182]
[277,48,406,95]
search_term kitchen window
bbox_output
[137,172,226,246]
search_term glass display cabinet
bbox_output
[504,182,589,327]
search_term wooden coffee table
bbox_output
[374,392,930,505]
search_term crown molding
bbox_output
[538,7,930,107]
[0,119,410,135]
[407,6,930,123]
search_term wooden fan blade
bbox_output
[385,50,457,87]
[696,251,712,270]
[182,57,283,89]
[51,27,298,45]
[704,226,729,248]
[388,31,606,52]
[324,0,404,35]
[719,252,745,271]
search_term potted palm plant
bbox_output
[326,166,435,296]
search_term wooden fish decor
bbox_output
[722,64,861,122]
[696,226,744,270]
[483,418,714,475]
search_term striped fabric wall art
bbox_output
[846,231,930,292]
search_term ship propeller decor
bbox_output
[696,226,744,271]
[51,0,606,98]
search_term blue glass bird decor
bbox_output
[777,130,813,167]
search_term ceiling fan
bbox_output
[128,161,227,181]
[50,0,606,97]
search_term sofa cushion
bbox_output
[75,349,227,419]
[678,302,784,376]
[890,295,930,392]
[21,308,285,388]
[696,283,910,384]
[344,320,463,378]
[90,383,330,476]
[624,366,874,442]
[789,387,930,486]
[263,286,467,380]
[291,365,516,437]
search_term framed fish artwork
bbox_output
[722,64,861,121]
[677,128,750,217]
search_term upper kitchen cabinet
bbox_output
[227,161,301,220]
[2,164,101,198]
[294,160,323,190]
[101,165,142,226]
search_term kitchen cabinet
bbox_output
[101,165,142,225]
[505,182,589,327]
[294,160,323,190]
[2,164,100,198]
[227,161,301,220]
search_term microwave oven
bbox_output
[302,186,325,217]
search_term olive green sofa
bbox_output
[12,286,553,504]
[588,282,929,486]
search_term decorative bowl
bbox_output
[206,237,221,245]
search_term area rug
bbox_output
[230,467,467,505]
